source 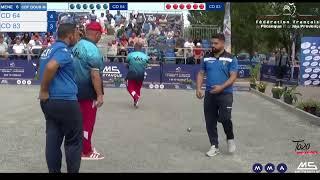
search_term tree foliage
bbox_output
[188,3,320,56]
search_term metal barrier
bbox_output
[183,25,221,40]
[98,46,212,64]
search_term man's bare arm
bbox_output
[196,70,205,91]
[221,72,238,89]
[40,59,59,93]
[91,69,103,97]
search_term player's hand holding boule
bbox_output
[196,89,204,99]
[95,95,104,108]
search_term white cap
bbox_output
[197,43,201,46]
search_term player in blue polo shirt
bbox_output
[196,34,238,157]
[38,17,82,173]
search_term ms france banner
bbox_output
[300,37,320,86]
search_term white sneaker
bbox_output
[206,145,220,157]
[227,139,236,153]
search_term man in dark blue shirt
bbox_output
[38,17,82,173]
[196,34,238,157]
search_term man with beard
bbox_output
[196,34,238,157]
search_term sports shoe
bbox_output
[206,145,220,157]
[134,99,139,108]
[227,139,236,153]
[81,150,105,160]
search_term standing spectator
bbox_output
[98,13,107,34]
[174,16,182,30]
[193,43,204,64]
[105,10,113,26]
[0,34,9,60]
[125,24,133,39]
[142,20,151,34]
[12,38,26,59]
[136,13,145,30]
[114,11,123,27]
[275,48,289,85]
[158,15,168,31]
[251,51,260,63]
[128,33,139,45]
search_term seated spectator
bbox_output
[142,20,151,34]
[28,35,43,55]
[21,32,31,45]
[98,12,107,33]
[12,38,26,59]
[174,16,182,30]
[114,11,123,27]
[193,43,204,64]
[138,33,148,47]
[128,33,139,45]
[0,34,9,60]
[107,40,118,57]
[117,24,126,39]
[126,25,133,39]
[193,37,202,46]
[185,48,195,64]
[119,34,128,48]
[127,41,135,54]
[184,38,195,49]
[148,34,157,47]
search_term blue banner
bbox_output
[0,3,20,11]
[109,3,128,10]
[300,37,320,86]
[0,60,37,80]
[162,64,196,86]
[144,64,161,84]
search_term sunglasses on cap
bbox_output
[59,14,77,25]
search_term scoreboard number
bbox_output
[12,13,20,18]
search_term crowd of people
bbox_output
[0,32,55,60]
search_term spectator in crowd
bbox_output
[185,48,194,64]
[275,48,289,85]
[142,20,151,34]
[158,15,168,31]
[128,32,139,45]
[119,34,128,48]
[21,33,31,45]
[138,33,148,47]
[148,34,157,48]
[184,38,195,49]
[251,51,260,63]
[136,13,145,29]
[105,10,113,26]
[107,40,118,57]
[114,11,123,27]
[125,24,134,39]
[193,43,204,64]
[115,46,128,63]
[28,34,43,55]
[127,41,135,53]
[174,16,182,30]
[193,37,202,46]
[116,24,126,39]
[98,13,107,34]
[0,34,9,60]
[12,38,26,59]
[90,10,97,22]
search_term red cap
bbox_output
[86,21,103,33]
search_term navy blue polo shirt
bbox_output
[200,50,238,93]
[39,40,78,100]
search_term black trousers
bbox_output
[204,92,234,148]
[40,99,83,173]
